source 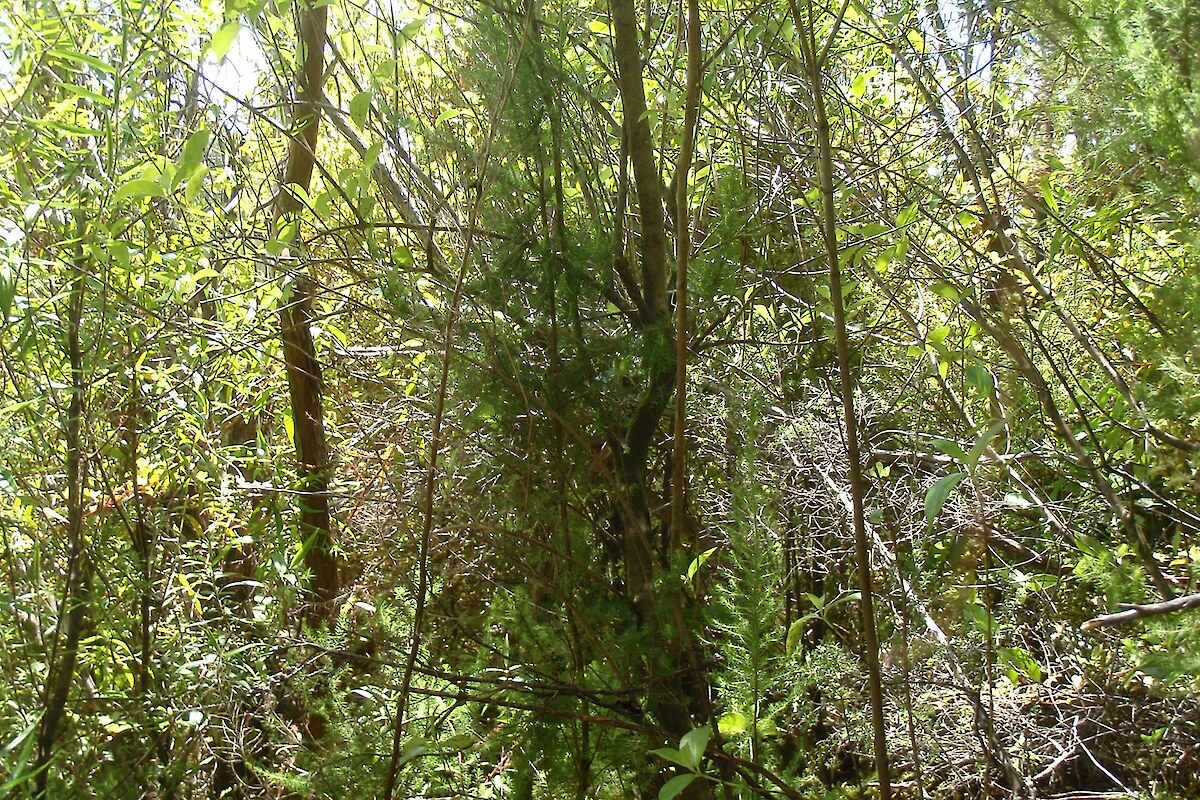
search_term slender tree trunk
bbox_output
[610,0,672,630]
[790,4,892,797]
[670,0,701,552]
[33,212,91,800]
[274,0,338,621]
[610,0,712,795]
[610,0,668,322]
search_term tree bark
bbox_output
[671,0,701,553]
[611,0,669,322]
[33,212,92,800]
[274,0,339,621]
[281,278,338,615]
[609,1,712,796]
[790,3,892,797]
[1082,592,1200,631]
[610,0,673,628]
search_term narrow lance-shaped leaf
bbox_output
[925,471,965,526]
[659,773,699,800]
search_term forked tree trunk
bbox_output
[609,0,713,795]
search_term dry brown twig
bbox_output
[1081,592,1200,632]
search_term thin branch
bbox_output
[789,1,891,795]
[382,5,536,796]
[1082,592,1200,632]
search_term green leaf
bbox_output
[963,600,994,632]
[0,266,12,321]
[930,438,968,462]
[358,194,377,219]
[588,19,611,35]
[999,646,1043,683]
[278,219,299,244]
[38,120,101,136]
[392,246,414,267]
[679,726,710,769]
[2,715,39,758]
[440,733,474,750]
[295,531,321,566]
[62,83,112,106]
[874,239,907,273]
[1039,179,1059,215]
[210,21,241,62]
[896,201,920,227]
[838,243,864,268]
[925,471,965,525]
[825,591,861,610]
[350,91,373,127]
[650,747,695,771]
[718,712,750,736]
[115,179,167,202]
[964,420,1007,471]
[393,737,429,769]
[281,183,310,208]
[965,364,994,398]
[685,547,717,582]
[117,158,169,183]
[49,48,114,73]
[931,282,962,301]
[435,107,467,126]
[364,141,383,173]
[180,129,211,170]
[398,17,424,41]
[324,322,348,346]
[786,618,806,655]
[184,166,208,204]
[0,735,40,792]
[659,773,699,800]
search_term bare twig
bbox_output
[1081,592,1200,632]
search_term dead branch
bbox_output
[1081,592,1200,632]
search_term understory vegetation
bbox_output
[1,0,1199,797]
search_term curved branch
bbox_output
[1082,592,1200,631]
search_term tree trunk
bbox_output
[609,0,712,795]
[273,0,339,622]
[33,212,92,800]
[789,3,892,796]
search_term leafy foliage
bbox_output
[2,0,1200,798]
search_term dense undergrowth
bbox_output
[2,0,1200,796]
